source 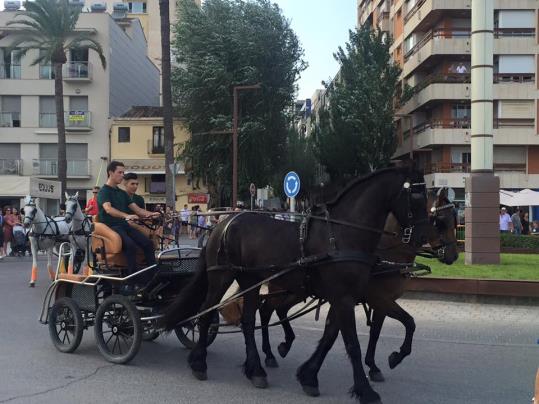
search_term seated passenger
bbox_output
[97,161,160,278]
[123,172,146,212]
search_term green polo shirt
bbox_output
[97,184,133,228]
[128,193,145,214]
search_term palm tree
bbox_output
[7,0,106,201]
[159,0,175,210]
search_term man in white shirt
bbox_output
[456,62,467,74]
[180,204,190,235]
[499,207,512,233]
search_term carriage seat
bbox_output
[91,217,143,269]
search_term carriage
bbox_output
[38,218,221,364]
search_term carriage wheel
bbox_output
[175,311,219,349]
[48,297,84,353]
[94,295,142,364]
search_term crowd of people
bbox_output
[499,207,539,235]
[0,206,30,259]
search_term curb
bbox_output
[404,277,539,305]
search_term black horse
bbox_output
[258,188,459,384]
[163,166,431,404]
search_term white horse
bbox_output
[64,192,92,274]
[22,197,70,287]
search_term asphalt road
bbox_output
[0,255,537,404]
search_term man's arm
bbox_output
[128,203,159,218]
[102,202,138,221]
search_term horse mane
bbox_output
[325,167,404,207]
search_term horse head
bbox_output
[427,187,459,264]
[387,166,430,247]
[64,192,80,224]
[22,198,38,229]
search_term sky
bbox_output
[271,0,358,100]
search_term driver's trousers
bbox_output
[110,224,156,278]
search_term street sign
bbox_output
[284,171,300,198]
[249,183,256,197]
[29,177,61,200]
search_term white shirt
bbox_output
[180,208,190,222]
[499,213,511,230]
[456,65,467,74]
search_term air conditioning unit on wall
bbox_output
[3,0,21,11]
[91,2,107,12]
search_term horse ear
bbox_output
[24,195,31,204]
[64,192,69,200]
[75,191,79,199]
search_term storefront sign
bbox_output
[145,195,166,204]
[29,177,61,199]
[188,193,209,204]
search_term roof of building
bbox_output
[121,106,164,118]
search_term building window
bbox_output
[118,127,130,143]
[152,126,165,154]
[128,2,147,13]
[149,174,165,194]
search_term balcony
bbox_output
[32,159,91,177]
[39,64,54,79]
[63,62,92,81]
[147,139,165,155]
[0,112,21,127]
[0,64,21,79]
[425,162,526,175]
[412,72,535,93]
[39,111,92,131]
[0,159,22,175]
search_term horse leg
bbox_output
[336,297,381,404]
[297,305,339,397]
[364,310,386,382]
[276,304,296,358]
[188,274,234,381]
[47,248,54,280]
[29,237,38,287]
[385,302,416,370]
[239,284,268,388]
[259,298,279,368]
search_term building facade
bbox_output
[0,10,160,213]
[358,0,539,201]
[110,106,209,211]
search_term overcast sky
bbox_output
[271,0,358,100]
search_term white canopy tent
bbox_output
[500,189,539,207]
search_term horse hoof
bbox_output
[192,370,207,381]
[265,357,279,368]
[369,370,385,382]
[302,385,320,397]
[251,376,268,389]
[388,352,400,369]
[29,282,35,288]
[277,343,289,358]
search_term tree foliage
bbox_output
[172,0,306,206]
[313,27,401,183]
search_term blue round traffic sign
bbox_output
[284,171,300,198]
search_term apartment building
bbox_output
[84,0,202,70]
[110,106,209,211]
[358,0,539,202]
[0,7,160,213]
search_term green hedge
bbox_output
[500,233,539,249]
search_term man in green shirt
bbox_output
[97,161,159,278]
[123,172,145,212]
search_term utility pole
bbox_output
[232,83,261,208]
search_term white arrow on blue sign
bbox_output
[284,171,300,198]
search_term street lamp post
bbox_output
[232,83,261,208]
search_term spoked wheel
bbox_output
[94,295,142,364]
[175,310,219,349]
[48,297,84,353]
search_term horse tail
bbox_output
[163,247,209,331]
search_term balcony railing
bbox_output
[39,64,54,79]
[0,112,21,127]
[0,64,21,79]
[63,62,92,80]
[0,159,22,175]
[33,159,91,177]
[425,162,526,174]
[404,28,535,61]
[404,0,427,23]
[147,139,165,154]
[39,111,92,129]
[411,118,534,135]
[412,73,535,93]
